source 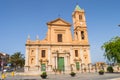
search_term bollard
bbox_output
[11,71,14,77]
[1,73,5,80]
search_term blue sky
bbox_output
[0,0,120,63]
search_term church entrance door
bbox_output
[76,62,80,70]
[58,57,64,71]
[41,64,46,71]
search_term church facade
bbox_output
[24,5,91,73]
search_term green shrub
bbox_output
[98,70,104,75]
[107,66,114,73]
[70,72,76,77]
[42,72,47,75]
[40,72,47,79]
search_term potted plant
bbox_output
[84,68,87,72]
[40,72,47,79]
[58,69,62,74]
[98,70,104,75]
[107,66,114,73]
[70,72,76,77]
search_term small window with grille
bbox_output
[41,50,46,57]
[57,34,62,42]
[79,15,82,20]
[75,50,78,57]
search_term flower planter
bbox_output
[41,75,47,79]
[40,72,47,79]
[70,72,76,77]
[98,70,104,75]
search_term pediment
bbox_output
[47,18,71,26]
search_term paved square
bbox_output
[2,73,120,80]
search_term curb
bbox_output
[108,78,120,80]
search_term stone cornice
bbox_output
[25,43,90,47]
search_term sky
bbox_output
[0,0,120,63]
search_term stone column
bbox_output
[47,46,51,71]
[55,56,57,69]
[52,56,54,68]
[48,46,51,65]
[36,46,39,65]
[85,30,88,41]
[70,47,75,71]
[80,48,84,72]
[80,47,84,63]
[87,48,91,63]
[74,32,77,40]
[68,54,71,71]
[67,56,70,70]
[80,63,82,73]
[66,54,70,71]
[25,47,29,72]
[25,47,29,66]
[65,55,68,71]
[70,47,73,64]
[53,56,57,70]
[78,31,81,41]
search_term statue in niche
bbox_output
[31,58,34,64]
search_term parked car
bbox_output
[3,68,14,72]
[3,69,7,72]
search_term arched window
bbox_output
[31,58,34,64]
[79,15,82,20]
[81,31,85,40]
[31,50,34,55]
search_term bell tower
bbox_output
[72,5,88,43]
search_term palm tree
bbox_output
[10,52,25,69]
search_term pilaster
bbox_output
[87,48,91,63]
[25,47,29,72]
[36,46,39,65]
[70,47,73,64]
[48,46,51,65]
[65,55,67,71]
[80,47,84,63]
[25,47,29,66]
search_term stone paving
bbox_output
[1,72,120,80]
